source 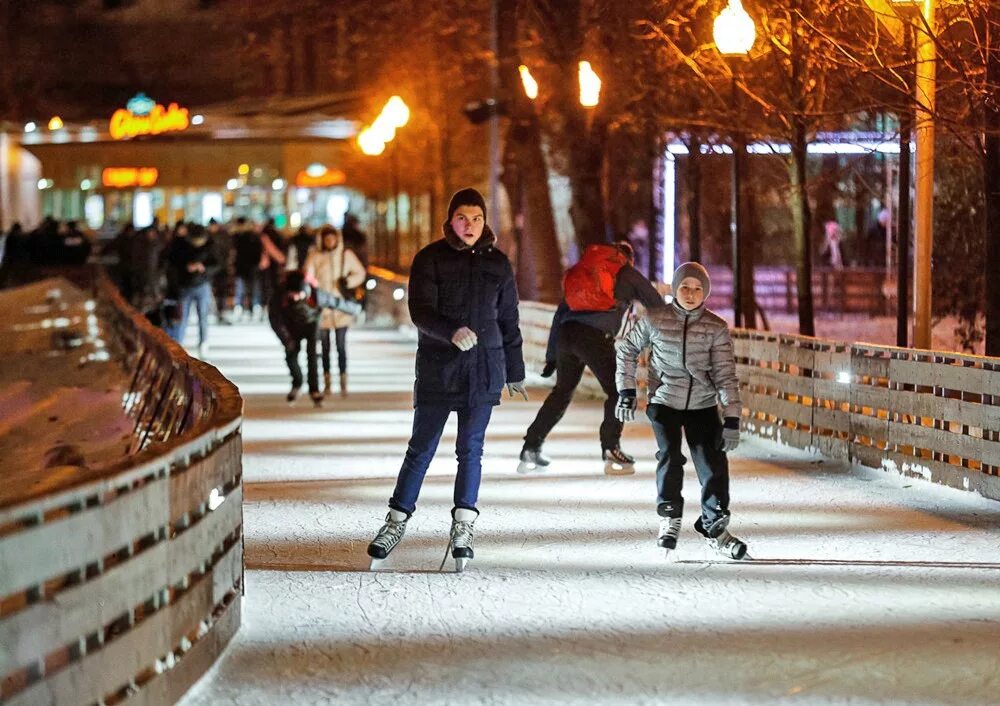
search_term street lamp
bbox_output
[899,0,936,349]
[357,96,411,268]
[714,0,756,328]
[578,61,601,107]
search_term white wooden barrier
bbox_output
[1,274,244,705]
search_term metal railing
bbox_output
[1,273,244,706]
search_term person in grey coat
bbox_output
[615,262,748,560]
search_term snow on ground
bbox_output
[0,279,134,505]
[179,320,1000,706]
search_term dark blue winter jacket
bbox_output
[408,227,525,409]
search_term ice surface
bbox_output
[180,322,1000,706]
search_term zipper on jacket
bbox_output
[681,314,694,410]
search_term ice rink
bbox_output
[180,322,1000,706]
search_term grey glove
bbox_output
[506,381,529,401]
[720,427,740,453]
[615,389,637,423]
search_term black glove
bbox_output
[541,361,556,378]
[615,389,637,423]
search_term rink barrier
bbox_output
[0,274,244,706]
[520,302,1000,501]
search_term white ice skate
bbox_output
[603,447,635,475]
[658,517,682,559]
[517,446,551,474]
[706,529,749,560]
[367,509,409,570]
[440,508,478,572]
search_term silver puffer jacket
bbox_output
[616,303,742,418]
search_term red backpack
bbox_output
[564,244,628,311]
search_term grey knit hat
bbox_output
[672,262,711,301]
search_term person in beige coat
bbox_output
[304,225,367,396]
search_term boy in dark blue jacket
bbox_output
[367,188,526,571]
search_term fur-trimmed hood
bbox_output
[443,222,498,252]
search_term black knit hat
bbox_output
[447,188,487,221]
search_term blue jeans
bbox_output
[390,404,494,514]
[175,282,212,345]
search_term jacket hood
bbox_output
[443,222,498,252]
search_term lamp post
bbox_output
[358,96,410,269]
[713,0,756,328]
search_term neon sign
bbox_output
[109,93,189,140]
[102,167,159,188]
[295,167,346,188]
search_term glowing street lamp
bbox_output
[519,65,539,100]
[48,116,64,131]
[357,127,386,156]
[578,61,601,107]
[383,95,410,128]
[713,0,756,56]
[714,0,756,328]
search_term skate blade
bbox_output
[663,548,679,562]
[369,557,387,571]
[454,557,469,572]
[517,460,545,474]
[604,462,635,476]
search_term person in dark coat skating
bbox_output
[367,188,527,571]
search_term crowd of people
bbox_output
[0,213,371,405]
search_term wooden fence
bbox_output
[1,274,244,705]
[520,301,1000,501]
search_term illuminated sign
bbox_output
[109,93,189,140]
[295,167,346,188]
[102,167,159,188]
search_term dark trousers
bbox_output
[285,324,320,394]
[320,327,349,374]
[646,403,730,531]
[234,273,261,310]
[524,321,621,452]
[390,404,494,514]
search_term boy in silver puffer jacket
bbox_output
[615,262,748,560]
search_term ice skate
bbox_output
[696,516,748,560]
[440,508,478,572]
[323,372,332,398]
[310,391,324,408]
[367,509,410,570]
[517,445,550,474]
[286,385,301,404]
[602,447,635,475]
[658,517,682,558]
[706,529,748,560]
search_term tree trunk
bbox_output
[685,136,702,263]
[496,0,563,302]
[791,119,815,336]
[566,111,609,249]
[986,6,1000,356]
[789,2,815,336]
